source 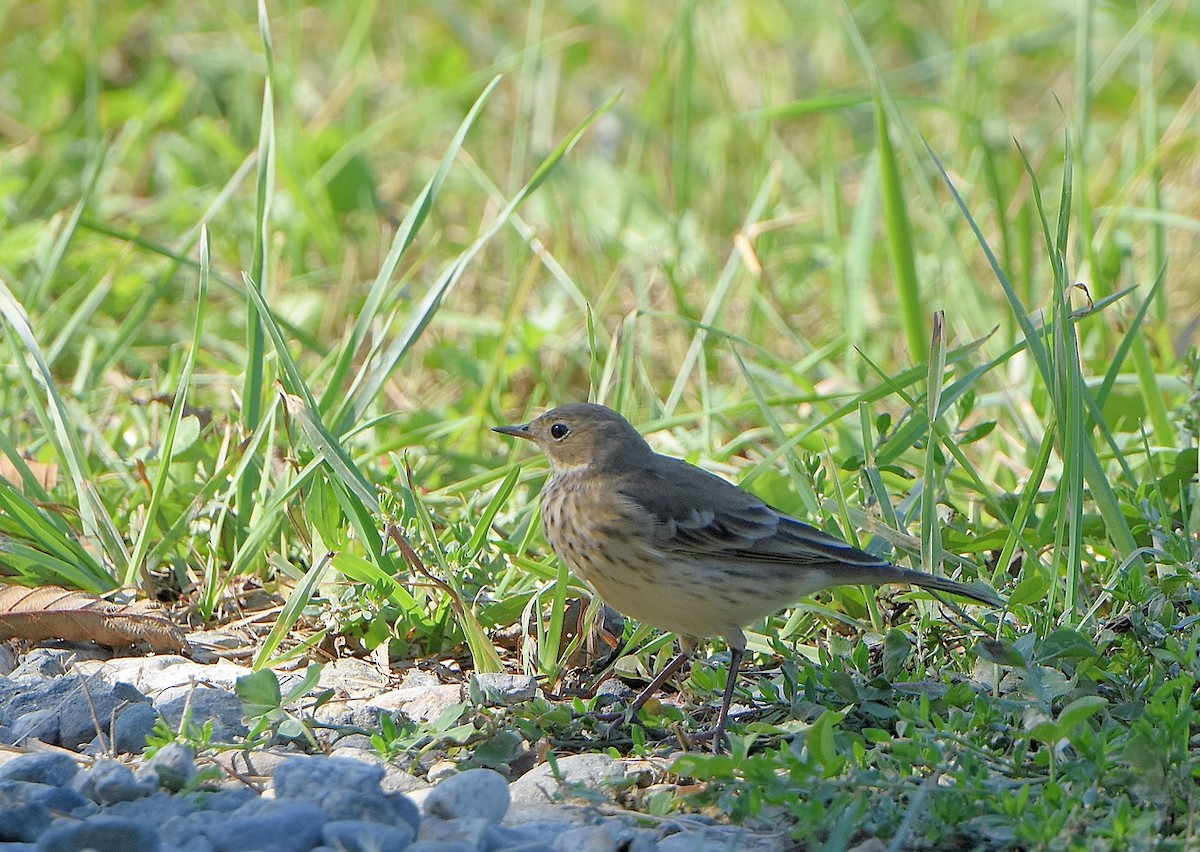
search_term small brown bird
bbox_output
[495,402,1002,749]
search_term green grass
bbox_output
[1,0,1198,847]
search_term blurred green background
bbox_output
[3,1,1195,413]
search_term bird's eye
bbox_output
[550,422,570,440]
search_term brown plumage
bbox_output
[495,402,1001,749]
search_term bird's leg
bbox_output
[626,649,692,717]
[709,645,745,754]
[594,647,692,729]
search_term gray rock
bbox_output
[321,819,414,852]
[157,687,247,742]
[315,702,390,731]
[422,768,509,824]
[2,673,150,749]
[101,790,195,823]
[110,701,160,754]
[35,815,160,852]
[77,758,157,805]
[554,823,640,852]
[8,709,60,746]
[199,799,325,852]
[469,673,538,707]
[594,678,636,701]
[0,752,79,787]
[190,788,258,813]
[159,812,212,848]
[415,816,491,847]
[492,836,556,852]
[405,841,476,852]
[481,820,564,850]
[324,732,374,750]
[425,761,457,784]
[0,642,17,677]
[656,827,785,851]
[367,683,463,723]
[315,788,421,831]
[3,675,73,716]
[136,742,196,791]
[270,755,420,832]
[317,658,390,699]
[0,677,24,717]
[509,754,633,806]
[212,746,295,780]
[0,779,93,817]
[273,756,384,800]
[55,678,151,750]
[9,648,72,680]
[161,837,216,852]
[73,657,249,698]
[378,766,429,796]
[396,670,440,690]
[184,630,252,665]
[0,800,51,842]
[382,791,423,834]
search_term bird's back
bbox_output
[614,451,999,606]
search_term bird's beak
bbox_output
[493,422,533,441]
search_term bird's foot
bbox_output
[590,707,626,724]
[688,724,730,754]
[592,702,730,752]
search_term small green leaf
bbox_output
[1007,570,1052,607]
[471,730,527,772]
[169,416,202,457]
[671,752,738,780]
[975,638,1026,667]
[276,718,310,740]
[830,671,860,703]
[1027,719,1061,744]
[839,453,864,471]
[1120,730,1165,779]
[1160,449,1198,505]
[308,475,344,548]
[883,629,912,681]
[236,669,282,714]
[959,420,997,444]
[808,708,847,775]
[1036,628,1098,664]
[1055,695,1108,731]
[281,663,324,705]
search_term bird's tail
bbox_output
[887,566,1004,607]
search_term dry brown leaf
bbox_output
[0,585,185,652]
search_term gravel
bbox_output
[0,649,786,851]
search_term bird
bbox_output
[494,402,1003,750]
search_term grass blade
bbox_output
[877,95,926,361]
[122,226,210,588]
[254,549,333,670]
[324,76,503,431]
[922,311,946,576]
[345,89,623,425]
[0,279,127,572]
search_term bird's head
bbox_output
[494,402,652,473]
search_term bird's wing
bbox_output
[620,456,889,570]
